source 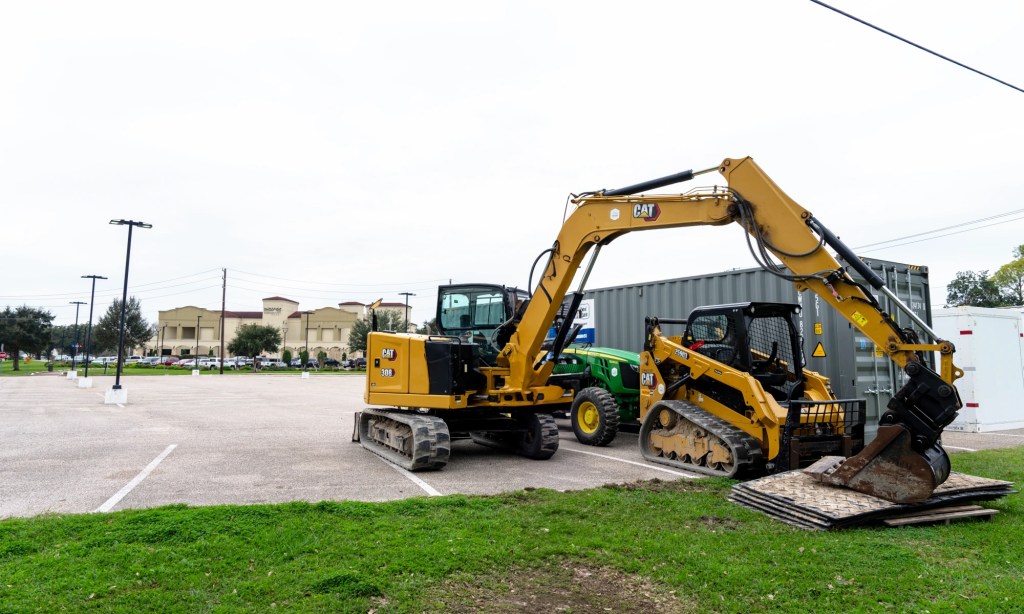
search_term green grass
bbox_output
[0,450,1021,612]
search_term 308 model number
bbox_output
[380,368,395,378]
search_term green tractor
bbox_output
[554,346,641,446]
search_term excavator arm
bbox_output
[500,156,962,503]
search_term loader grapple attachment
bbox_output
[779,399,865,471]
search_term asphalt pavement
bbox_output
[2,373,1019,519]
[0,373,696,519]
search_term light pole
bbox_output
[304,311,313,361]
[108,219,151,395]
[196,315,202,364]
[399,292,416,332]
[82,274,107,379]
[69,301,86,370]
[281,324,287,358]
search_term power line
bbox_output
[856,215,1024,253]
[810,0,1024,94]
[853,207,1024,251]
[231,269,449,288]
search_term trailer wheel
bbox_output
[570,387,620,446]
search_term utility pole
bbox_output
[399,292,415,332]
[219,268,227,374]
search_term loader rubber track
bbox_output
[356,408,451,471]
[639,400,763,478]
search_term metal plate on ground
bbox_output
[729,457,1014,530]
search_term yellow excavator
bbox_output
[355,156,963,504]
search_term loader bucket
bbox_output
[804,424,951,504]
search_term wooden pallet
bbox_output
[883,505,999,527]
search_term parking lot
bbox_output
[2,374,1021,519]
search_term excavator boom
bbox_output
[499,157,961,502]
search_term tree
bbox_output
[0,306,55,371]
[416,318,437,335]
[49,323,86,358]
[93,297,152,356]
[991,244,1024,306]
[282,349,292,365]
[347,310,407,353]
[227,324,281,370]
[945,271,1005,307]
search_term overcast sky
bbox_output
[3,1,1022,328]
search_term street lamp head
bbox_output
[109,219,153,228]
[82,275,108,280]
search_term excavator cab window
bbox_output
[437,284,515,365]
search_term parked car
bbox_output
[198,357,221,369]
[323,358,341,368]
[124,355,144,365]
[138,357,162,367]
[258,358,287,368]
[159,356,180,366]
[91,356,117,365]
[289,358,304,368]
[177,358,197,368]
[232,356,252,367]
[352,357,366,369]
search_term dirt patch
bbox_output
[603,477,720,494]
[416,560,693,613]
[697,515,740,531]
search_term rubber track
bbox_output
[470,413,560,460]
[639,400,763,478]
[358,408,451,471]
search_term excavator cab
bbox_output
[436,284,528,366]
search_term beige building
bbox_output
[151,297,414,360]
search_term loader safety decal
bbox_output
[812,342,827,358]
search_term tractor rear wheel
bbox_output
[570,387,620,446]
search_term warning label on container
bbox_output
[812,342,826,358]
[814,322,822,335]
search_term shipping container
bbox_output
[584,257,933,441]
[933,306,1024,432]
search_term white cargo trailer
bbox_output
[933,306,1024,432]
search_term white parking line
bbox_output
[95,444,178,513]
[377,456,442,496]
[560,447,702,478]
[944,445,978,452]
